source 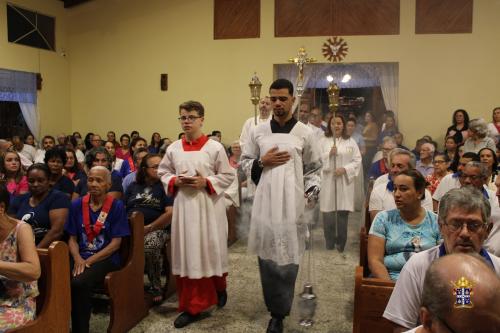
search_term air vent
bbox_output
[7,3,55,51]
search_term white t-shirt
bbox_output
[432,173,460,202]
[373,173,389,188]
[113,158,124,172]
[34,149,46,163]
[383,245,500,329]
[485,207,500,256]
[369,183,433,212]
[76,149,85,163]
[403,327,421,333]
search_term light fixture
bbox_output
[326,75,333,82]
[341,74,351,83]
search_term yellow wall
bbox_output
[0,0,70,138]
[3,0,500,148]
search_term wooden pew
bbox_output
[353,266,395,333]
[359,226,370,277]
[163,234,177,299]
[104,211,148,333]
[9,241,71,333]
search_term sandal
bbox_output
[148,287,164,305]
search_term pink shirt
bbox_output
[6,176,29,196]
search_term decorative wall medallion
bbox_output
[322,37,348,62]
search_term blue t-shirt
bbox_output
[124,181,173,225]
[74,170,123,196]
[122,171,136,194]
[119,159,133,178]
[9,190,71,244]
[65,197,130,266]
[369,209,441,280]
[52,175,75,196]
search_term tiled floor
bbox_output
[91,211,363,333]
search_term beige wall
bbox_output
[3,0,500,148]
[0,0,70,138]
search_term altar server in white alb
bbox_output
[241,79,321,333]
[318,114,361,252]
[158,101,235,329]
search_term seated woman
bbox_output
[0,184,40,332]
[65,166,130,333]
[463,118,496,153]
[104,141,124,173]
[148,132,162,154]
[73,147,123,200]
[425,153,451,195]
[64,148,86,185]
[124,154,173,303]
[0,150,28,197]
[479,147,498,192]
[8,164,70,247]
[368,169,440,281]
[44,148,75,196]
[115,134,131,160]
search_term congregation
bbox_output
[1,79,500,333]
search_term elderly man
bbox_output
[369,148,433,221]
[384,187,500,332]
[402,253,500,333]
[34,135,56,163]
[416,142,435,177]
[65,166,130,333]
[432,152,479,211]
[73,147,123,200]
[298,103,310,124]
[458,161,499,209]
[368,136,397,180]
[241,79,321,333]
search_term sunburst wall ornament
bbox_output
[322,37,348,63]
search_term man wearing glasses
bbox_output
[383,187,500,332]
[240,79,321,333]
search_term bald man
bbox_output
[404,253,500,333]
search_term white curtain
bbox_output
[376,63,399,115]
[19,102,40,140]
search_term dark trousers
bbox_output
[70,257,119,333]
[258,257,299,319]
[322,211,349,251]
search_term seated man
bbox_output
[432,152,479,211]
[73,147,123,200]
[65,166,130,333]
[415,143,435,177]
[368,136,396,181]
[384,187,500,332]
[458,161,499,209]
[34,135,56,163]
[403,252,500,333]
[369,148,433,221]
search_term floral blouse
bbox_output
[0,221,38,332]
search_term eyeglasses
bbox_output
[443,220,487,233]
[458,173,483,181]
[270,96,289,102]
[178,116,201,122]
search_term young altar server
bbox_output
[240,79,321,333]
[158,100,235,328]
[318,114,361,252]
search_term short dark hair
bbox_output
[462,151,480,161]
[120,133,130,143]
[42,135,55,143]
[44,147,67,165]
[136,153,161,185]
[130,130,139,137]
[269,79,294,95]
[130,137,147,149]
[179,100,205,117]
[178,132,185,139]
[27,163,51,179]
[393,169,427,200]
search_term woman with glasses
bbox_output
[124,153,173,304]
[368,169,440,281]
[0,151,28,197]
[425,153,451,195]
[158,101,234,328]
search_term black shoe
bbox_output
[217,290,227,308]
[174,312,201,328]
[336,244,345,253]
[266,317,283,333]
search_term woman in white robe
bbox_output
[158,101,234,328]
[319,114,362,251]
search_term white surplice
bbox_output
[158,139,235,279]
[318,136,362,213]
[241,121,321,266]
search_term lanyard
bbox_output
[82,194,113,243]
[128,156,136,172]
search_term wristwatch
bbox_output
[257,158,264,168]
